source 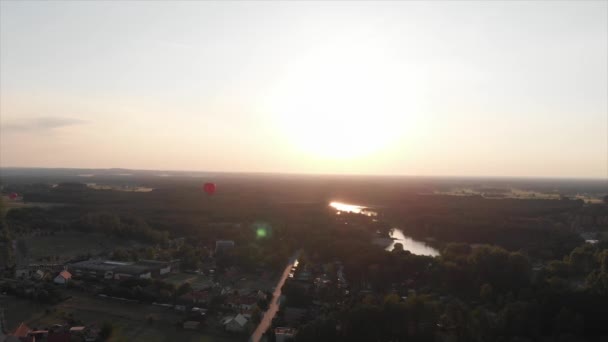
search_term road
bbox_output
[249,250,300,342]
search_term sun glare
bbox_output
[267,40,426,160]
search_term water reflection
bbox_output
[385,229,439,256]
[329,201,438,257]
[330,201,377,216]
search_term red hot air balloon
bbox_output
[8,192,18,200]
[203,183,216,195]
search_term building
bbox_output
[182,321,200,330]
[69,259,170,280]
[284,307,307,327]
[215,240,235,255]
[223,314,248,332]
[69,260,129,280]
[178,290,210,305]
[135,260,171,277]
[33,269,48,281]
[7,322,32,342]
[226,295,258,311]
[54,270,72,285]
[14,268,30,279]
[113,264,152,280]
[275,327,297,342]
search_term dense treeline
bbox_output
[383,195,587,259]
[4,179,603,255]
[294,239,608,342]
[73,212,169,243]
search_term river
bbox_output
[330,201,439,257]
[249,250,300,342]
[385,228,439,256]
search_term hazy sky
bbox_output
[1,1,607,178]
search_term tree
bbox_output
[0,199,14,270]
[251,305,262,324]
[393,243,404,252]
[99,321,114,340]
[480,283,494,304]
[176,282,192,298]
[257,297,270,311]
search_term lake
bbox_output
[330,201,439,257]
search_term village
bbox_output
[0,231,354,342]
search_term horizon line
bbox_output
[1,166,607,181]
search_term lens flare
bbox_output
[256,228,267,238]
[253,221,271,239]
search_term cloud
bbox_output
[2,117,89,132]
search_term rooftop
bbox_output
[275,327,297,335]
[114,264,151,275]
[70,260,131,272]
[13,322,31,337]
[58,270,72,279]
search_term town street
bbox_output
[250,250,300,342]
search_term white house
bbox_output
[34,269,48,281]
[15,268,30,279]
[223,314,248,332]
[215,240,235,254]
[54,270,72,285]
[275,327,297,342]
[183,321,200,330]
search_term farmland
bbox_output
[6,291,239,342]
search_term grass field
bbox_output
[24,232,146,261]
[4,292,240,342]
[0,295,49,332]
[163,273,216,290]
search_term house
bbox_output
[187,308,208,322]
[54,270,72,285]
[226,295,257,311]
[28,330,49,341]
[183,321,200,330]
[12,322,31,338]
[136,260,171,277]
[113,264,152,280]
[178,290,209,305]
[275,327,297,342]
[256,290,268,300]
[284,307,307,327]
[46,331,71,342]
[215,240,235,255]
[223,314,248,332]
[69,326,86,334]
[7,322,32,342]
[15,268,30,279]
[69,260,129,279]
[33,269,48,281]
[69,259,169,280]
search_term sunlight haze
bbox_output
[1,1,607,177]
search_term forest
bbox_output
[1,172,608,341]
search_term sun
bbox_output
[267,42,424,160]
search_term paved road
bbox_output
[249,251,300,342]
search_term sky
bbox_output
[1,1,607,178]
